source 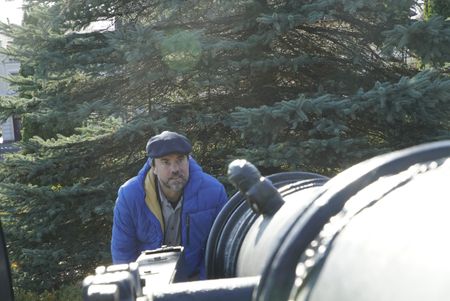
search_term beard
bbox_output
[159,174,188,193]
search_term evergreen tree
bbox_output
[0,0,449,292]
[425,0,450,19]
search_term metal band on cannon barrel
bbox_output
[206,167,328,279]
[255,140,450,301]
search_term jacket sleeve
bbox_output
[199,183,228,279]
[215,184,228,216]
[111,187,139,264]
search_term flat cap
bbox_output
[146,131,192,158]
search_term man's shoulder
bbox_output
[195,170,224,189]
[117,175,145,205]
[120,175,142,191]
[186,159,226,202]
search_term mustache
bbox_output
[169,174,185,180]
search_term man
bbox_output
[111,131,228,279]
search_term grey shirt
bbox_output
[159,188,183,246]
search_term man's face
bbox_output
[153,153,189,193]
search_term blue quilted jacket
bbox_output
[111,157,228,278]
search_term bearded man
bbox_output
[111,131,228,279]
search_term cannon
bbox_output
[81,140,450,301]
[1,140,450,301]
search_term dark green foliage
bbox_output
[424,0,450,19]
[0,0,449,293]
[230,70,450,174]
[383,16,450,65]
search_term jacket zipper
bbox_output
[186,214,190,246]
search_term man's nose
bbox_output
[170,163,180,173]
